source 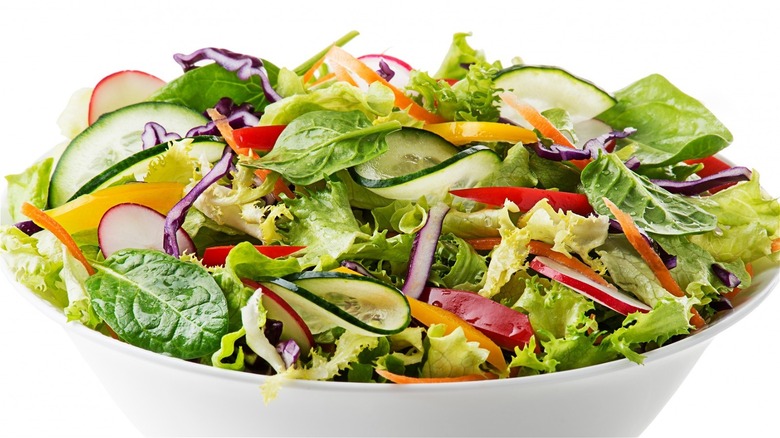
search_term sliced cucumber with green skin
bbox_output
[49,101,207,207]
[494,65,616,124]
[351,145,502,201]
[260,273,410,336]
[67,136,226,202]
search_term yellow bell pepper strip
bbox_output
[324,46,447,124]
[22,202,95,275]
[406,295,507,372]
[423,122,537,146]
[44,182,184,235]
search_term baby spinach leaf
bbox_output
[150,61,280,112]
[582,153,717,235]
[253,110,401,185]
[598,74,732,167]
[86,249,229,359]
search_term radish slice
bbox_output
[402,202,450,299]
[260,284,315,356]
[98,203,195,258]
[357,54,413,89]
[88,70,166,124]
[529,256,651,315]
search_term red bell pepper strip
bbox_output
[451,187,594,216]
[232,125,287,151]
[201,245,305,267]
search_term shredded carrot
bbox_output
[310,71,336,87]
[325,46,447,124]
[602,198,705,328]
[527,240,611,288]
[254,168,296,200]
[330,62,358,87]
[376,368,496,384]
[302,53,327,84]
[21,202,95,275]
[772,238,780,253]
[206,108,240,154]
[465,237,503,251]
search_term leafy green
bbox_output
[260,81,395,125]
[690,172,780,263]
[5,157,53,221]
[86,249,229,359]
[429,233,487,292]
[598,74,732,167]
[150,61,280,112]
[582,152,717,235]
[0,227,69,308]
[371,200,428,234]
[478,204,531,298]
[407,63,502,122]
[514,276,596,340]
[421,325,488,378]
[252,110,401,185]
[433,32,494,80]
[527,152,581,192]
[597,236,673,307]
[211,327,247,371]
[480,143,537,188]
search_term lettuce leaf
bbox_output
[429,233,487,292]
[0,227,68,308]
[433,32,493,80]
[514,276,596,340]
[421,324,488,378]
[5,157,53,222]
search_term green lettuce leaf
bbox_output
[429,233,487,292]
[5,157,53,222]
[421,324,488,378]
[480,144,537,188]
[514,276,596,340]
[597,236,672,307]
[433,32,492,80]
[597,74,732,167]
[478,203,531,298]
[0,227,69,308]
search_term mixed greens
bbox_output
[2,31,779,399]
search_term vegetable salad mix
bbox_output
[2,31,779,399]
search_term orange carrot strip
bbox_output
[527,240,611,288]
[465,237,503,251]
[21,202,95,275]
[254,168,296,200]
[206,108,240,154]
[499,92,575,148]
[310,71,336,87]
[772,238,780,253]
[325,46,447,124]
[602,198,705,328]
[302,54,327,84]
[330,61,358,87]
[406,296,507,371]
[376,368,496,384]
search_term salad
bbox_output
[1,31,778,400]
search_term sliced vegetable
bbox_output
[530,256,650,316]
[376,368,494,384]
[423,121,537,146]
[357,54,413,89]
[405,295,507,371]
[450,187,593,216]
[88,70,166,124]
[426,287,534,351]
[232,125,287,151]
[499,92,576,149]
[527,240,609,287]
[45,182,185,235]
[201,245,304,267]
[684,155,732,178]
[243,280,314,355]
[21,202,95,275]
[325,46,447,124]
[98,203,196,258]
[402,203,450,299]
[602,197,706,328]
[651,167,751,196]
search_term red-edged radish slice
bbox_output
[529,256,651,315]
[98,203,195,258]
[425,287,534,351]
[243,280,315,355]
[357,54,413,89]
[88,70,166,124]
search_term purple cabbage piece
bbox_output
[377,60,395,81]
[402,202,450,299]
[186,98,262,137]
[141,122,182,150]
[174,47,281,103]
[264,320,283,345]
[163,146,235,257]
[710,296,734,312]
[624,156,641,171]
[276,339,301,369]
[651,167,752,196]
[607,219,677,269]
[340,260,375,277]
[582,127,637,156]
[14,220,43,236]
[531,142,591,161]
[712,264,741,288]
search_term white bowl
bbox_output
[3,246,777,437]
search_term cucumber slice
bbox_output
[67,136,226,201]
[494,65,616,124]
[260,273,410,336]
[49,102,207,207]
[351,145,501,201]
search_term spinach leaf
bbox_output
[582,153,717,235]
[86,249,229,359]
[149,61,280,112]
[598,74,732,167]
[253,110,401,185]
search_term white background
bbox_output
[1,0,778,436]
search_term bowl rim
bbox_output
[3,249,777,393]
